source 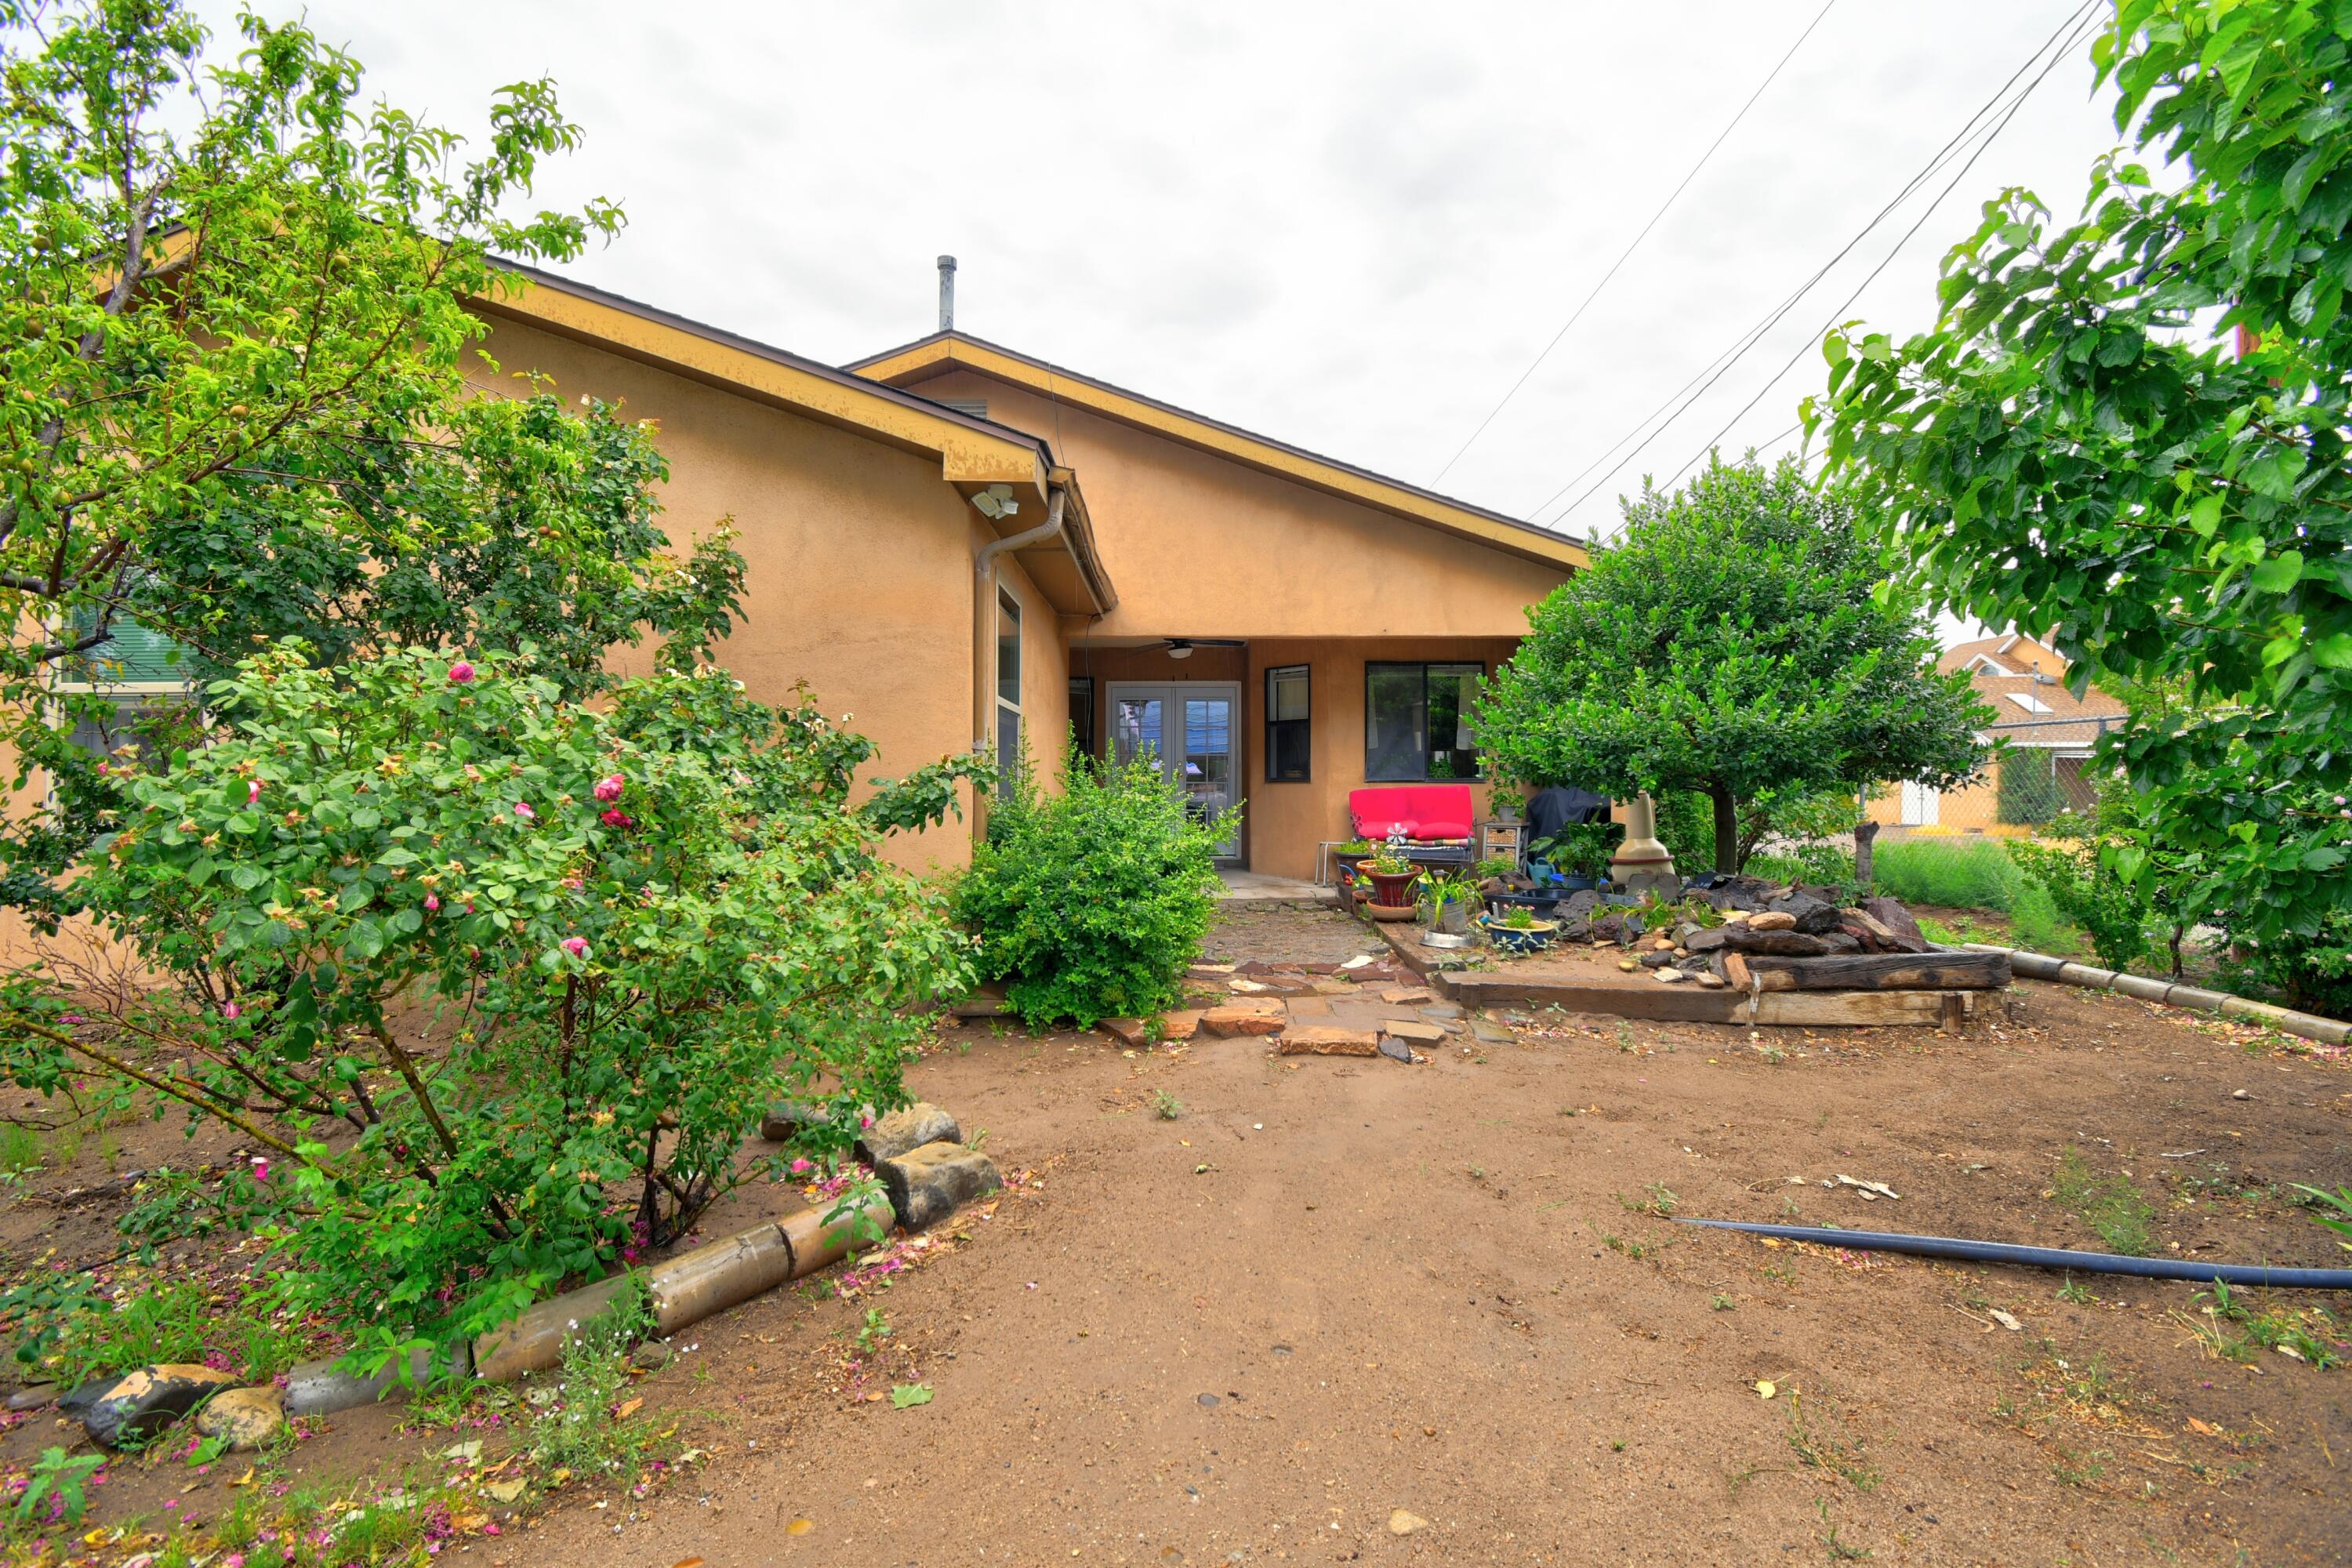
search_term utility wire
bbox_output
[1525,0,2097,531]
[1654,3,2106,492]
[1425,0,1838,488]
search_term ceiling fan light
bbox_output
[1166,639,1193,660]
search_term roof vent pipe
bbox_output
[938,255,956,333]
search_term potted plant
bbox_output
[1330,839,1376,902]
[1482,903,1559,953]
[1530,822,1621,892]
[1421,872,1483,935]
[1357,834,1423,910]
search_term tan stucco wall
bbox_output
[478,319,986,872]
[896,371,1566,640]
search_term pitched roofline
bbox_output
[470,263,1115,614]
[846,330,1590,571]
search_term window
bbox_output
[996,589,1022,798]
[1265,665,1310,781]
[60,691,194,774]
[1069,676,1095,758]
[2002,691,2054,715]
[1365,662,1483,782]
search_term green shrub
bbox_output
[956,750,1234,1029]
[1867,838,2027,913]
[0,646,975,1356]
[2010,834,2151,971]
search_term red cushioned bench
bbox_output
[1348,785,1476,848]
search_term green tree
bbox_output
[0,1,742,919]
[1475,455,1991,872]
[1816,0,2352,1009]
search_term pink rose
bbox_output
[789,1157,814,1174]
[600,808,633,829]
[561,936,590,958]
[593,774,625,803]
[513,802,535,821]
[222,1002,241,1021]
[424,895,440,913]
[251,1157,269,1184]
[448,662,475,684]
[247,779,263,805]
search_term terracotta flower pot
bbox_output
[1359,862,1421,907]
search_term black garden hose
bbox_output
[1677,1218,2352,1290]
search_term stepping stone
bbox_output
[1284,996,1334,1020]
[1228,978,1273,993]
[1380,1018,1447,1044]
[1202,1005,1286,1038]
[1275,1026,1379,1057]
[1469,1018,1515,1045]
[1381,985,1434,1004]
[1187,963,1237,978]
[1308,978,1355,996]
[1421,1002,1465,1020]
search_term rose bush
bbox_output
[0,644,978,1363]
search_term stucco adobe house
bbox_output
[470,266,1586,881]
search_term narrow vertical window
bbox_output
[1068,676,1095,759]
[996,588,1022,798]
[1265,665,1310,782]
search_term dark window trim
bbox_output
[1363,660,1486,783]
[1264,664,1311,783]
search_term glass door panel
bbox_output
[1106,682,1242,860]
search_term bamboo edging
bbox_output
[1960,942,2352,1048]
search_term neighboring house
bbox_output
[1867,633,2128,833]
[462,267,1584,880]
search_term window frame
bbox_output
[1263,664,1311,783]
[995,588,1022,799]
[1363,660,1486,782]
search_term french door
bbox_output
[1107,681,1243,860]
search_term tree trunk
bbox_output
[1710,786,1739,874]
[1853,818,1880,891]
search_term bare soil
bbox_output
[9,906,2352,1566]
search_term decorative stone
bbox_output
[5,1384,56,1412]
[1639,949,1675,970]
[629,1339,674,1371]
[1693,971,1727,989]
[76,1364,239,1449]
[1202,1005,1286,1037]
[759,1098,827,1142]
[879,1140,1004,1231]
[1745,910,1798,932]
[1376,1036,1417,1062]
[855,1102,961,1165]
[194,1384,285,1451]
[1655,967,1686,984]
[1275,1027,1379,1057]
[1765,891,1843,935]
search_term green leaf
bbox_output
[2314,633,2352,669]
[889,1383,934,1409]
[2250,550,2305,593]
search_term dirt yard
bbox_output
[9,906,2350,1566]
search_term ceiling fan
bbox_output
[1149,637,1245,661]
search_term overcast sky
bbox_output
[194,0,2133,549]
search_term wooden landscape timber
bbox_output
[1740,949,2011,993]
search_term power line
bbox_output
[1654,4,2106,492]
[1425,0,1838,488]
[1525,0,2098,532]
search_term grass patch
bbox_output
[2050,1147,2154,1256]
[2183,1280,2344,1369]
[1784,1385,1879,1491]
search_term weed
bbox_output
[13,1447,103,1526]
[969,1126,991,1151]
[2056,1275,2096,1306]
[855,1308,891,1357]
[0,1123,38,1174]
[1822,1526,1873,1561]
[49,1277,212,1388]
[2188,1280,2344,1370]
[1785,1388,1880,1492]
[528,1272,658,1482]
[1614,1024,1637,1054]
[1152,1089,1185,1120]
[1601,1233,1650,1260]
[1755,1042,1787,1065]
[1710,1293,1737,1312]
[2050,1445,2109,1487]
[2050,1148,2154,1256]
